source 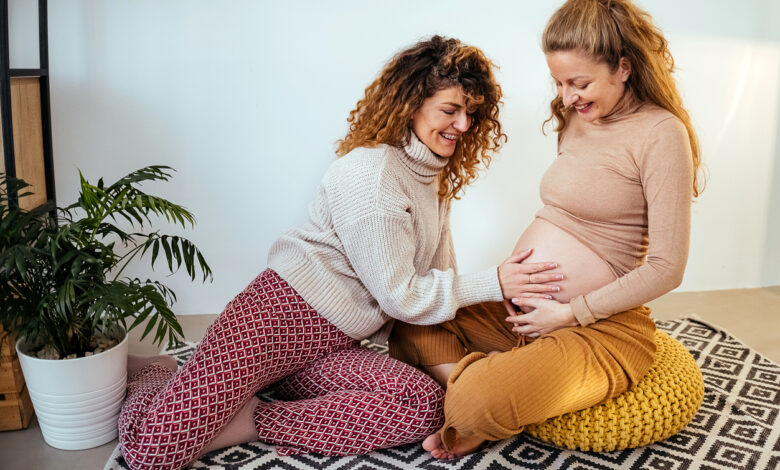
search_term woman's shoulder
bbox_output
[333,143,393,167]
[326,144,412,188]
[632,104,692,168]
[631,102,683,130]
[323,144,411,217]
[326,144,396,183]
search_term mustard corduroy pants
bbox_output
[388,302,656,449]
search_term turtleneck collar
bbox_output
[567,89,646,130]
[399,130,450,179]
[591,89,644,125]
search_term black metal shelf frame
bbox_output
[0,0,55,209]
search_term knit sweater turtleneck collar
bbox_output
[399,131,450,178]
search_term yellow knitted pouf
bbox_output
[525,330,704,452]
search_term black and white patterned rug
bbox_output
[104,317,780,469]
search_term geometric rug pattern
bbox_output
[104,317,780,470]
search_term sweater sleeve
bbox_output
[429,201,459,273]
[570,117,694,325]
[335,209,502,325]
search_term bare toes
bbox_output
[422,432,443,452]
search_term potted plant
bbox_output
[0,165,211,450]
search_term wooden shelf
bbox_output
[1,0,55,211]
[0,0,49,431]
[9,77,47,209]
[0,333,32,432]
[0,386,34,431]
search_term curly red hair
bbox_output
[336,36,506,200]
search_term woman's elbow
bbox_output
[660,266,686,293]
[647,259,686,295]
[382,298,449,325]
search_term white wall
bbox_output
[8,0,780,315]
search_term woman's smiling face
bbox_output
[411,86,471,157]
[546,49,631,122]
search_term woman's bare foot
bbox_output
[422,430,485,459]
[127,353,178,376]
[423,432,455,459]
[197,396,261,458]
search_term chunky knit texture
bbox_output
[525,330,704,451]
[268,132,503,341]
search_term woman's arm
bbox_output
[337,209,561,325]
[432,204,562,300]
[509,116,694,334]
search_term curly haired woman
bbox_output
[117,36,561,470]
[389,0,705,459]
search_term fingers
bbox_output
[511,297,546,310]
[519,283,560,294]
[503,250,531,264]
[510,248,534,262]
[505,315,540,337]
[528,272,565,284]
[519,262,562,275]
[513,327,540,338]
[502,298,517,316]
[499,263,563,299]
[503,295,548,322]
[505,314,528,325]
[516,293,554,299]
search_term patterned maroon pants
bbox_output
[119,269,444,470]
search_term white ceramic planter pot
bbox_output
[16,331,128,450]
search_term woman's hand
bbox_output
[505,297,578,337]
[498,249,563,300]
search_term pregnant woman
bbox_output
[389,0,704,458]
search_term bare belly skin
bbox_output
[513,218,616,302]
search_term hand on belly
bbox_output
[506,218,617,336]
[511,218,616,303]
[497,249,564,300]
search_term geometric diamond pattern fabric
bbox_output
[258,346,444,456]
[118,269,443,470]
[107,317,780,470]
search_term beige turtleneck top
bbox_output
[536,103,694,326]
[267,132,504,341]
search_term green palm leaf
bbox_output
[0,167,212,357]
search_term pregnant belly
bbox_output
[514,218,616,303]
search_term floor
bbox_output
[1,286,778,470]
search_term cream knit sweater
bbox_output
[267,133,503,341]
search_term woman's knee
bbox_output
[442,353,526,442]
[390,366,446,431]
[445,353,511,419]
[403,367,445,408]
[443,345,567,432]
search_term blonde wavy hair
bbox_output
[336,35,506,200]
[542,0,705,197]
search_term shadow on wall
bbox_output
[761,59,780,286]
[50,80,254,317]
